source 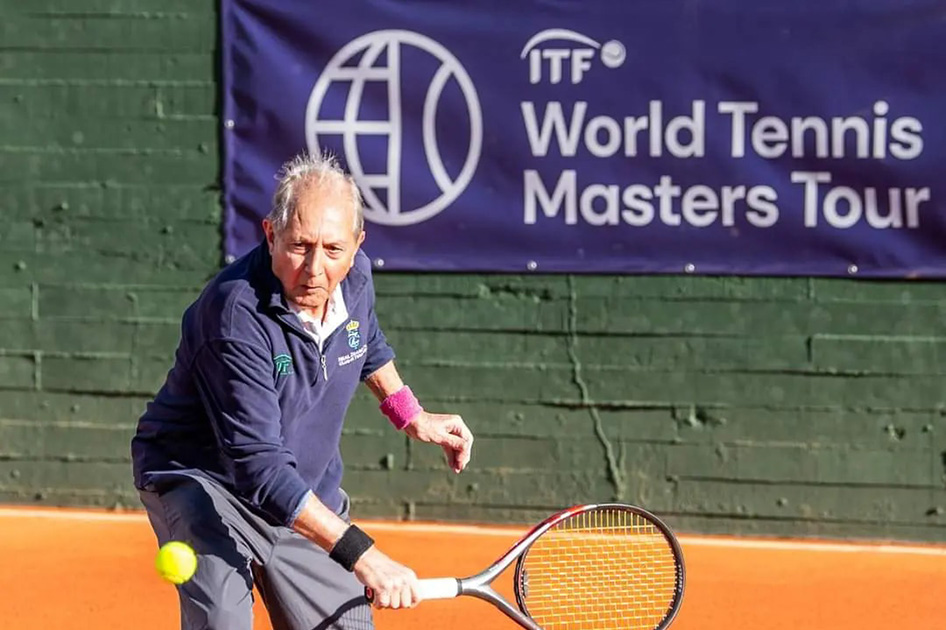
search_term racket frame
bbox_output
[437,502,685,630]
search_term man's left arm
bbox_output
[364,361,474,474]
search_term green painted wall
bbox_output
[1,1,943,541]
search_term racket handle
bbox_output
[417,577,461,600]
[364,578,460,604]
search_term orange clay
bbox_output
[0,507,943,630]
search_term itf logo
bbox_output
[306,30,482,226]
[521,29,626,84]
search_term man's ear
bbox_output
[350,230,366,269]
[262,219,276,252]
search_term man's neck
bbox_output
[291,301,328,324]
[301,305,326,323]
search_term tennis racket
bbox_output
[368,502,685,630]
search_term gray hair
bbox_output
[267,152,364,236]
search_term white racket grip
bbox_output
[417,577,461,600]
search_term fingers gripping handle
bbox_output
[364,578,461,603]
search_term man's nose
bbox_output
[305,247,325,276]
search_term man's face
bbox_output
[263,183,365,318]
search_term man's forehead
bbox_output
[297,176,353,205]
[295,184,355,218]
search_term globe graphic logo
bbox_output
[305,30,482,226]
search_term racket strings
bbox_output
[519,508,680,630]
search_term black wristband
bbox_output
[329,524,374,571]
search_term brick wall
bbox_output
[0,1,217,505]
[1,1,943,541]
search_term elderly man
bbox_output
[131,152,474,630]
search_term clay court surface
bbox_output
[1,507,944,630]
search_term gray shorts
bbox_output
[139,473,373,630]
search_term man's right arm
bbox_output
[291,492,421,609]
[193,338,420,608]
[192,338,310,526]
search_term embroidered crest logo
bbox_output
[346,320,361,349]
[273,354,293,376]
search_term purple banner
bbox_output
[222,0,946,277]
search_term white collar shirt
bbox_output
[288,284,349,353]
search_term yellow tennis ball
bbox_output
[155,541,198,585]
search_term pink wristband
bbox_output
[379,386,423,430]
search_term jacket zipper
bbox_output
[320,353,328,381]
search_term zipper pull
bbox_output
[320,354,327,380]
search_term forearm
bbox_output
[363,360,403,401]
[364,362,473,473]
[290,492,355,552]
[292,490,419,608]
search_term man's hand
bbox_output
[290,494,420,609]
[404,412,474,473]
[354,546,421,609]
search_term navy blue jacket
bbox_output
[131,242,395,526]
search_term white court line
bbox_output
[360,521,946,556]
[1,507,945,557]
[678,536,946,556]
[0,507,148,523]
